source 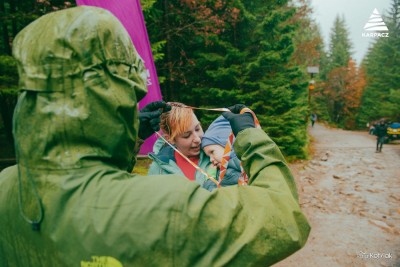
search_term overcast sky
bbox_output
[310,0,392,65]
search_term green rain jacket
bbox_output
[0,6,310,267]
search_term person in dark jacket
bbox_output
[0,6,310,266]
[374,120,388,152]
[201,115,243,191]
[310,113,317,127]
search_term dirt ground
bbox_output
[274,123,400,267]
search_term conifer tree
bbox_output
[328,15,352,69]
[323,15,357,125]
[145,0,239,101]
[146,0,314,158]
[192,0,309,158]
[357,0,400,125]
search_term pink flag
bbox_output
[76,0,162,155]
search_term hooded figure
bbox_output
[0,6,310,267]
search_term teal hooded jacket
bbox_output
[0,6,310,267]
[148,138,216,187]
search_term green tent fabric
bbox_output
[0,6,310,267]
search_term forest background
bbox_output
[0,0,399,162]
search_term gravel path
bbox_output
[274,123,400,267]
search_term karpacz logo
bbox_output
[362,8,389,38]
[362,32,389,38]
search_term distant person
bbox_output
[201,115,243,191]
[311,113,317,127]
[368,122,376,135]
[374,120,387,152]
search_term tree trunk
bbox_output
[163,0,174,100]
[0,0,12,55]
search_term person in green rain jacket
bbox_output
[0,6,310,267]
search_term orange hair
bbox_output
[160,102,194,142]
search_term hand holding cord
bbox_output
[222,104,256,136]
[138,101,171,140]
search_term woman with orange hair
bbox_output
[148,103,216,186]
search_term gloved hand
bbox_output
[138,101,171,140]
[222,104,255,136]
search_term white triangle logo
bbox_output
[364,8,389,31]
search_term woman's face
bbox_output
[173,114,204,157]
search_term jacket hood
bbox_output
[201,116,232,149]
[12,6,147,171]
[201,115,237,158]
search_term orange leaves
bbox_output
[177,0,240,40]
[230,7,240,22]
[324,59,367,128]
[343,60,366,111]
